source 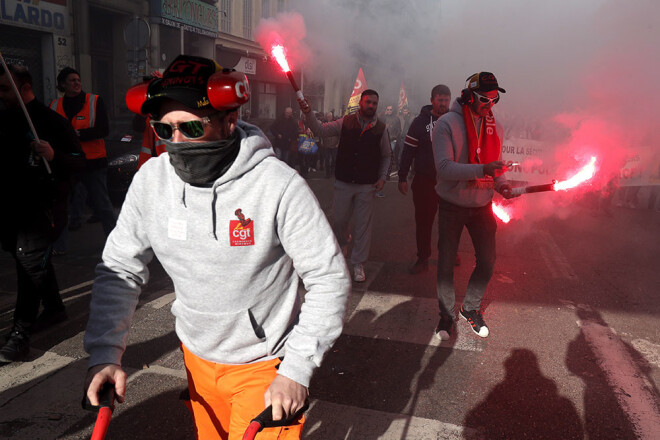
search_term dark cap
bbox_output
[466,72,506,93]
[56,67,80,86]
[142,55,223,115]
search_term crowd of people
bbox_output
[1,54,657,440]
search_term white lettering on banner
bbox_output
[501,138,552,183]
[0,0,68,32]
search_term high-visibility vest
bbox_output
[137,116,167,170]
[50,93,106,160]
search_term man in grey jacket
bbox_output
[432,72,517,341]
[298,90,391,283]
[83,55,350,439]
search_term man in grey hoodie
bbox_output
[83,55,350,439]
[432,72,518,341]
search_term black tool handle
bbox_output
[82,383,116,413]
[252,401,309,428]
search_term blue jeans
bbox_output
[436,198,497,319]
[70,167,116,236]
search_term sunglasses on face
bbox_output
[150,116,212,140]
[473,91,500,105]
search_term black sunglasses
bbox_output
[150,116,212,140]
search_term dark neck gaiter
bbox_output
[162,130,240,186]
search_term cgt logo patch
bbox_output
[230,209,254,246]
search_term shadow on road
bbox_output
[463,348,583,440]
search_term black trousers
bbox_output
[411,175,439,260]
[1,209,63,329]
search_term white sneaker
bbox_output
[353,264,366,282]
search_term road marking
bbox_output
[0,350,76,407]
[537,230,574,279]
[344,291,484,352]
[63,289,91,304]
[631,339,660,368]
[145,291,176,309]
[579,320,660,439]
[128,364,187,381]
[303,399,477,439]
[60,280,94,294]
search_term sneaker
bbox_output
[459,307,489,337]
[409,258,428,275]
[0,330,30,363]
[353,264,366,283]
[434,314,454,341]
[376,191,385,198]
[389,171,398,178]
[31,308,68,334]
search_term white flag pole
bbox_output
[0,51,52,174]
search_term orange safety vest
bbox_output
[137,116,167,170]
[50,93,106,160]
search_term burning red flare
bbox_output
[271,45,290,73]
[554,156,597,191]
[492,202,512,223]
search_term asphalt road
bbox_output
[1,171,659,439]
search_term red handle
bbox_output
[91,407,113,440]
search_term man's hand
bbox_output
[297,98,311,114]
[499,183,520,199]
[264,374,308,421]
[398,181,408,195]
[483,161,505,177]
[85,364,127,406]
[32,140,54,161]
[373,179,386,191]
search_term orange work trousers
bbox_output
[182,344,305,440]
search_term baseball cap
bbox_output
[141,55,223,115]
[466,72,506,94]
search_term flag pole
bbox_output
[0,51,52,174]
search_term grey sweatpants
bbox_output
[332,180,376,266]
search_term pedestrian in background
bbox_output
[321,111,339,178]
[270,106,298,168]
[0,64,84,363]
[398,85,453,275]
[432,72,518,340]
[50,67,116,243]
[299,90,391,283]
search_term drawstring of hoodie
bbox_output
[211,188,220,240]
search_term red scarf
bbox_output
[462,104,502,185]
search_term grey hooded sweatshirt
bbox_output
[84,121,351,387]
[432,98,508,208]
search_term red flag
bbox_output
[345,68,367,115]
[397,80,408,113]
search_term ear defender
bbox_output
[125,79,155,115]
[206,70,250,111]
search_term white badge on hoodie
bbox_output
[168,218,187,241]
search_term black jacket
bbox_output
[398,105,441,181]
[0,99,85,217]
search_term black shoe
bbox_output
[434,314,454,341]
[409,259,429,275]
[460,306,489,337]
[68,221,81,231]
[31,308,68,333]
[0,330,30,363]
[86,215,101,224]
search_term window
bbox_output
[220,0,231,33]
[257,82,277,119]
[243,0,253,39]
[261,0,270,18]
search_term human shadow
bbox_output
[566,305,658,440]
[463,348,583,440]
[304,299,453,439]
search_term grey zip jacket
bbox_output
[432,98,508,207]
[84,121,351,387]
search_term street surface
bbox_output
[1,171,659,439]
